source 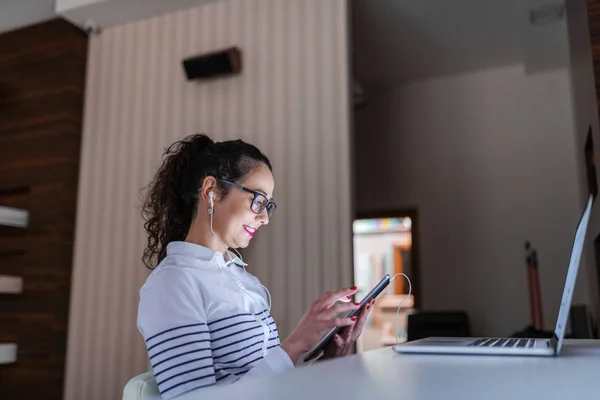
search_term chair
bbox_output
[122,371,161,400]
[407,311,471,342]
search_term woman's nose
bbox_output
[256,209,269,225]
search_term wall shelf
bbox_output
[0,343,17,365]
[0,275,23,294]
[0,205,29,228]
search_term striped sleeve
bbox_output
[209,311,288,383]
[138,270,216,399]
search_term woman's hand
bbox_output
[281,286,360,364]
[322,298,374,359]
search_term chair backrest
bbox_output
[407,311,471,342]
[122,371,161,400]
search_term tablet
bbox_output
[303,274,391,362]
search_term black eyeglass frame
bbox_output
[221,179,277,218]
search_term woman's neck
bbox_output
[185,219,228,256]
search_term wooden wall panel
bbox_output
[0,18,87,400]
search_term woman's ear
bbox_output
[200,176,219,203]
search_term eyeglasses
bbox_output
[221,180,277,218]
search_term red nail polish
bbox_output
[354,302,360,306]
[350,286,357,290]
[346,295,351,300]
[367,304,370,310]
[351,317,357,321]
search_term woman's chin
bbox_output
[231,238,250,249]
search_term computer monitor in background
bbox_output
[585,126,597,199]
[585,126,599,338]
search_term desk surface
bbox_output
[191,340,600,400]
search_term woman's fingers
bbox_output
[319,297,376,358]
[329,316,357,329]
[318,286,358,310]
[341,318,355,343]
[351,299,373,341]
[333,333,345,350]
[324,301,360,318]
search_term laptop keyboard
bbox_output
[468,338,535,348]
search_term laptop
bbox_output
[393,193,595,357]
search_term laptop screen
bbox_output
[553,194,594,353]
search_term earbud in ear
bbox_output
[208,191,214,215]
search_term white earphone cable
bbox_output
[230,247,273,314]
[389,273,412,346]
[209,194,276,342]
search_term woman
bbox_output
[138,134,373,399]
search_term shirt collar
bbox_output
[166,241,220,262]
[166,241,247,267]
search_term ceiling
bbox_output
[353,0,569,87]
[0,0,219,33]
[0,0,56,33]
[1,0,570,86]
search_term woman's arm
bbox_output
[138,269,295,398]
[138,271,216,399]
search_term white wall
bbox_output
[355,65,591,337]
[64,1,352,399]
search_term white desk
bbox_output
[190,340,600,400]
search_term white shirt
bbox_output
[137,241,294,399]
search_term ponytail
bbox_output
[141,134,271,269]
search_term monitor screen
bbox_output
[584,126,597,199]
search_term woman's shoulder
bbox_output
[137,257,215,334]
[141,255,213,295]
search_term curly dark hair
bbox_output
[141,134,272,269]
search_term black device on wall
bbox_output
[182,47,242,80]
